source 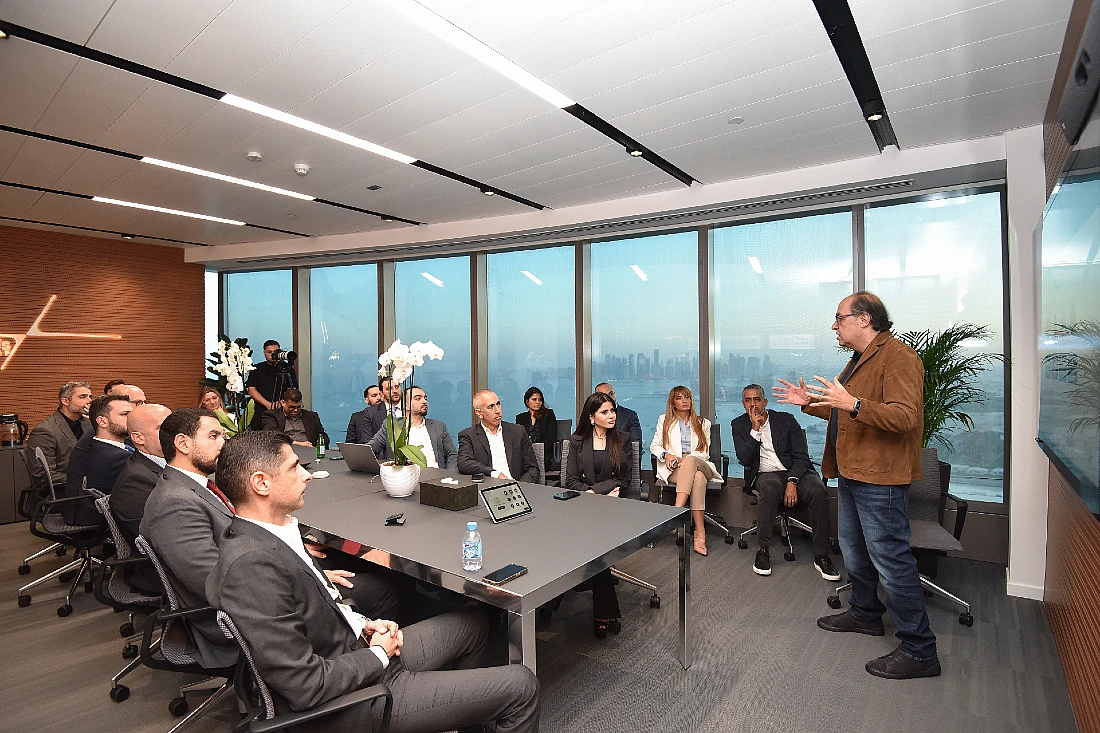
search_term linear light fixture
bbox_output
[748,256,764,274]
[421,272,445,287]
[141,158,315,200]
[630,265,648,282]
[92,196,247,225]
[521,270,543,285]
[380,0,574,109]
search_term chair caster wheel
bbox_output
[831,540,842,555]
[607,619,621,635]
[85,581,95,594]
[18,595,31,607]
[959,612,974,627]
[57,604,73,617]
[827,595,842,609]
[169,697,189,717]
[783,552,795,562]
[56,547,67,557]
[18,563,30,575]
[737,538,748,549]
[110,685,130,702]
[724,535,735,544]
[120,622,135,637]
[59,570,77,583]
[650,595,661,608]
[538,607,553,621]
[122,644,138,659]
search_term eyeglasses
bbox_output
[834,312,859,323]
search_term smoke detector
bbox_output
[294,163,310,177]
[246,151,263,161]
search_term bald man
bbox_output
[110,403,171,544]
[457,390,539,483]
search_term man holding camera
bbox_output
[247,340,298,430]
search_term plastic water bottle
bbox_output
[462,521,482,571]
[316,435,325,460]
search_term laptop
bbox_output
[336,442,382,474]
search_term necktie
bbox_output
[207,480,236,514]
[125,444,136,453]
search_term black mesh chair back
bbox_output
[531,442,547,485]
[93,496,160,607]
[134,535,203,667]
[907,447,963,554]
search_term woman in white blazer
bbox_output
[651,385,719,555]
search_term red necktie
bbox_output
[207,480,236,514]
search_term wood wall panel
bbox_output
[1046,463,1100,733]
[1044,0,1095,196]
[0,224,205,425]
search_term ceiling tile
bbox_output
[2,137,84,189]
[33,59,155,142]
[148,103,270,167]
[53,150,141,194]
[0,0,114,43]
[885,54,1058,115]
[88,0,235,70]
[95,85,220,155]
[0,38,79,129]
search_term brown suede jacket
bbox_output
[803,330,924,485]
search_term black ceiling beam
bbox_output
[313,199,421,226]
[0,214,209,245]
[563,103,696,186]
[811,0,899,151]
[411,161,546,209]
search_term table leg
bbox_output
[679,516,692,669]
[507,609,537,673]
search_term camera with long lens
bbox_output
[272,349,298,365]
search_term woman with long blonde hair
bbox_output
[650,385,718,555]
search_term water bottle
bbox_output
[462,521,482,572]
[316,435,325,460]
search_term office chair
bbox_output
[531,443,551,486]
[130,536,236,728]
[541,419,572,485]
[217,611,393,733]
[19,448,106,615]
[651,423,735,545]
[16,449,68,577]
[826,447,974,627]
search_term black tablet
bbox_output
[480,481,533,523]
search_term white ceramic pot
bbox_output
[379,462,420,498]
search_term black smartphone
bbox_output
[553,490,580,500]
[472,473,485,483]
[482,564,528,585]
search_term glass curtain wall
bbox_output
[712,212,854,477]
[486,246,576,426]
[865,192,1006,503]
[310,265,379,442]
[224,269,294,364]
[591,231,699,446]
[395,256,472,435]
[1040,172,1100,513]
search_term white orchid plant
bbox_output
[377,339,444,467]
[203,336,257,436]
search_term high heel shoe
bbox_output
[693,536,708,556]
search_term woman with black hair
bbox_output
[515,386,559,471]
[563,391,632,638]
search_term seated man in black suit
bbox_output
[64,394,133,526]
[28,380,93,488]
[261,388,330,448]
[595,382,643,445]
[207,431,541,733]
[344,385,383,443]
[732,384,839,581]
[457,390,539,483]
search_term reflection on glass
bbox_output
[866,193,1005,503]
[713,212,853,477]
[225,270,294,360]
[487,247,576,425]
[1040,173,1100,512]
[591,232,699,441]
[310,265,379,443]
[395,256,472,436]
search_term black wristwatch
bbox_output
[850,398,861,418]
[788,476,800,486]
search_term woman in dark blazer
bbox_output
[515,386,559,471]
[564,392,633,638]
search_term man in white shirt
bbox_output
[457,390,539,483]
[731,385,838,581]
[206,431,540,733]
[367,386,457,469]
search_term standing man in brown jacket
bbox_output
[775,291,939,680]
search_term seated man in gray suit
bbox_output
[28,380,93,487]
[457,390,539,483]
[261,388,330,448]
[368,386,457,469]
[207,431,541,733]
[344,385,383,443]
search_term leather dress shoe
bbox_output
[816,610,885,636]
[865,648,941,679]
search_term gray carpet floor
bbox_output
[0,521,1078,733]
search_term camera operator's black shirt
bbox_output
[247,361,297,428]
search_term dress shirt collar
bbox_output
[171,465,212,489]
[139,451,167,468]
[94,436,129,450]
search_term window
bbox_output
[395,256,472,436]
[865,193,1006,503]
[224,269,294,362]
[712,212,854,477]
[1040,173,1100,513]
[591,232,699,446]
[204,270,220,366]
[486,246,576,426]
[310,265,379,443]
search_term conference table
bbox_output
[291,452,692,673]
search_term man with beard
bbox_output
[28,380,93,487]
[367,386,457,468]
[63,394,133,526]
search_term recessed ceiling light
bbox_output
[628,148,644,157]
[382,217,394,222]
[482,189,495,196]
[120,233,135,239]
[246,151,262,162]
[0,29,8,39]
[366,185,382,191]
[866,113,883,122]
[728,117,744,125]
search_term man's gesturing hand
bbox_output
[773,378,812,407]
[805,376,858,413]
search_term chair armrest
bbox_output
[720,454,729,483]
[159,604,215,621]
[250,684,392,733]
[944,493,968,541]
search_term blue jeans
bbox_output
[837,475,937,660]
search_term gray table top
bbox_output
[294,456,687,613]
